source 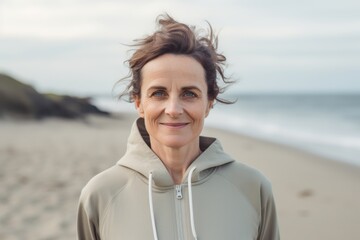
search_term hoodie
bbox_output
[77,118,280,240]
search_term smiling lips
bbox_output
[160,122,189,128]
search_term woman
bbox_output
[77,14,279,240]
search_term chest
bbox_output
[100,180,260,240]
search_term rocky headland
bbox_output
[0,73,109,119]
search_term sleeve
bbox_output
[257,180,280,240]
[77,189,101,240]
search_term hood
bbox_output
[117,118,234,187]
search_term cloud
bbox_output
[0,0,359,94]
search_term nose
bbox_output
[165,97,183,117]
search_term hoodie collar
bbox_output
[117,118,234,187]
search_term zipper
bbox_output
[176,185,183,199]
[175,184,184,240]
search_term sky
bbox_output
[0,0,359,96]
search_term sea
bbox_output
[91,94,360,167]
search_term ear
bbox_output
[134,96,144,118]
[205,100,214,117]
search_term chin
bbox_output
[161,136,194,149]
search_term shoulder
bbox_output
[79,165,134,212]
[216,160,273,194]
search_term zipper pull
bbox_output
[175,185,183,200]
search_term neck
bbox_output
[150,139,201,184]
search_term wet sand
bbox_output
[0,114,359,239]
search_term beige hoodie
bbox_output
[77,118,280,240]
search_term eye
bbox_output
[150,90,167,98]
[182,90,198,98]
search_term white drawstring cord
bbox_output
[148,172,159,240]
[149,168,198,240]
[188,167,198,240]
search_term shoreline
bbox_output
[204,121,360,169]
[204,125,360,172]
[1,114,359,239]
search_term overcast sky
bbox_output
[0,0,359,96]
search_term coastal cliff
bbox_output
[0,73,109,119]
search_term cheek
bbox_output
[188,103,209,119]
[205,102,212,117]
[142,101,163,117]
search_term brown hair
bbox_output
[117,13,234,104]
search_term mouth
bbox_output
[160,122,189,128]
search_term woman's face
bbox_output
[135,53,213,149]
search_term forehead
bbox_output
[141,54,206,88]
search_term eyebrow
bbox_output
[146,86,167,93]
[181,86,202,92]
[146,85,202,92]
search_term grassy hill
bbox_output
[0,73,109,119]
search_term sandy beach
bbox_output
[0,114,359,240]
